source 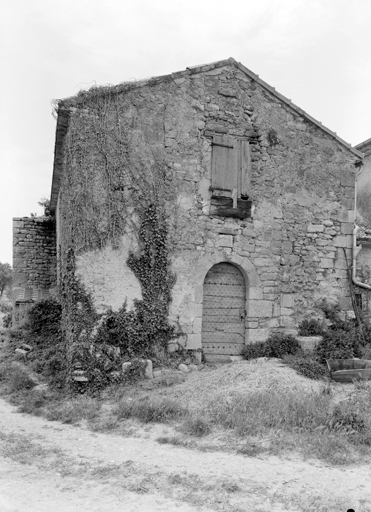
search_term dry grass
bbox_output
[155,359,323,410]
[2,354,371,466]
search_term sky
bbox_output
[1,0,371,265]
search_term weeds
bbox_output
[45,397,101,424]
[283,355,328,380]
[179,416,212,437]
[114,396,187,423]
[0,362,38,392]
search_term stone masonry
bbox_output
[48,58,362,352]
[13,216,57,294]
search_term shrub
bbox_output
[328,403,367,434]
[0,303,12,314]
[15,388,52,415]
[316,329,362,364]
[241,334,300,360]
[26,299,62,341]
[1,363,38,392]
[265,333,299,358]
[298,319,325,336]
[283,355,328,380]
[241,342,266,360]
[2,312,12,328]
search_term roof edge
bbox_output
[235,61,363,159]
[50,109,70,212]
[355,137,371,157]
[50,58,364,207]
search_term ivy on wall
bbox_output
[57,86,180,387]
[95,202,176,356]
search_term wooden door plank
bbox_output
[202,296,244,308]
[202,322,244,333]
[203,314,241,323]
[203,308,242,316]
[202,344,244,354]
[202,262,246,358]
[203,284,245,297]
[206,274,244,285]
[202,333,245,343]
[208,264,241,274]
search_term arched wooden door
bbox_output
[201,263,246,362]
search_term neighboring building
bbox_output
[355,138,371,227]
[12,216,57,325]
[13,58,365,360]
[354,138,371,314]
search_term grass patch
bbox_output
[45,397,102,424]
[203,387,331,435]
[156,436,192,448]
[178,416,212,437]
[0,362,38,392]
[0,432,63,465]
[114,396,187,423]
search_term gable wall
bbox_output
[57,63,358,347]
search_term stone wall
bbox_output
[55,59,360,348]
[356,139,371,226]
[13,216,57,293]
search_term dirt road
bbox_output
[0,398,370,512]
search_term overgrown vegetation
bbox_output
[59,203,178,390]
[95,203,177,359]
[0,262,12,297]
[298,318,325,336]
[282,355,328,380]
[241,333,300,360]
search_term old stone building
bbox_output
[353,138,371,313]
[13,58,366,360]
[12,216,57,323]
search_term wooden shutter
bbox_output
[211,135,238,194]
[237,139,251,198]
[211,136,250,199]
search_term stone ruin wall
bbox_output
[13,217,57,293]
[59,61,358,345]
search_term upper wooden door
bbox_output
[201,263,246,363]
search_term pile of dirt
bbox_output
[156,359,324,408]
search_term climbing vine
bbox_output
[93,202,177,365]
[57,85,181,389]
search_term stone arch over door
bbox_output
[201,262,246,363]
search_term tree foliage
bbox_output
[0,262,12,297]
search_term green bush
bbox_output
[298,318,325,336]
[265,333,299,358]
[0,363,37,392]
[2,312,12,328]
[329,403,367,434]
[26,299,62,340]
[241,342,266,360]
[283,355,328,380]
[241,334,299,360]
[0,303,12,314]
[316,329,362,364]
